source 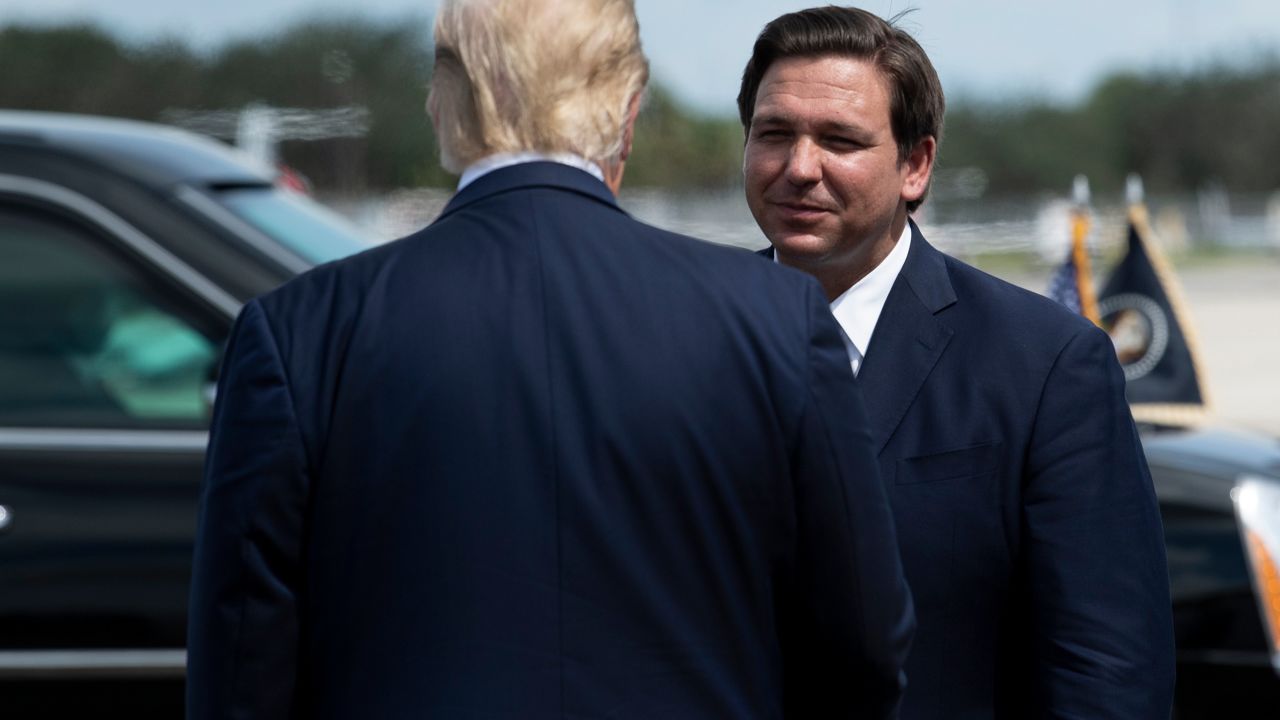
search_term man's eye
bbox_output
[825,136,860,149]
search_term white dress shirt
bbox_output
[457,152,605,191]
[776,222,912,376]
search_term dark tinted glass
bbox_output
[215,187,372,264]
[0,203,217,428]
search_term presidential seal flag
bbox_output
[1097,202,1212,426]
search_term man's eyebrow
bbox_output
[751,114,872,137]
[820,122,871,137]
[749,113,793,127]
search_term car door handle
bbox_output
[0,504,11,534]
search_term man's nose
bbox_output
[784,138,822,186]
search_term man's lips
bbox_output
[770,201,833,223]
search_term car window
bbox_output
[214,187,372,265]
[0,203,219,429]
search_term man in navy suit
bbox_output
[187,1,914,717]
[739,7,1174,718]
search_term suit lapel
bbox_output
[857,224,956,453]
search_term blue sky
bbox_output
[2,0,1278,115]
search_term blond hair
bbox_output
[429,0,649,173]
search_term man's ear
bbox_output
[619,92,643,162]
[901,136,937,203]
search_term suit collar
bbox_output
[754,219,954,307]
[457,152,604,191]
[753,219,956,315]
[435,161,622,222]
[756,221,956,452]
[898,219,957,314]
[857,220,955,452]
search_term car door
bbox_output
[0,180,235,679]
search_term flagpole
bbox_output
[1071,175,1101,325]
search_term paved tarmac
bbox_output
[1175,258,1280,435]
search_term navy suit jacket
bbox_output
[187,162,914,719]
[765,223,1174,718]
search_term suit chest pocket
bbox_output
[896,441,1000,485]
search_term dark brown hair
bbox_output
[737,6,944,212]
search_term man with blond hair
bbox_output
[186,1,913,717]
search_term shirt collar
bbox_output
[774,222,912,370]
[827,221,912,362]
[457,152,605,191]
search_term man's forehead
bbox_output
[755,55,889,106]
[752,55,890,126]
[754,79,868,110]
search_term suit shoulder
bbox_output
[581,216,827,378]
[933,251,1114,380]
[940,253,1098,346]
[645,222,821,294]
[251,232,416,344]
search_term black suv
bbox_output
[0,111,369,713]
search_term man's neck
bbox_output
[602,157,625,196]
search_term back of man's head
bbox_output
[430,0,649,173]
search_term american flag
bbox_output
[1047,255,1083,315]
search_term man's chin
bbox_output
[769,234,837,264]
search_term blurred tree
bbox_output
[0,25,132,113]
[628,85,743,188]
[202,17,442,192]
[943,98,1118,196]
[3,21,1278,195]
[0,19,445,191]
[942,58,1280,197]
